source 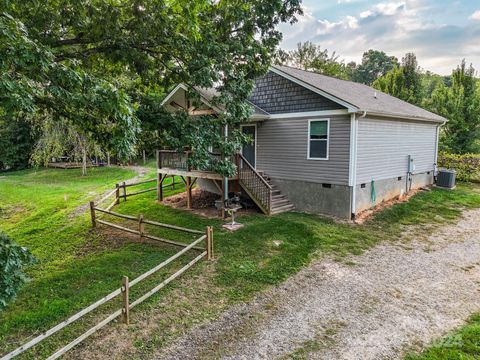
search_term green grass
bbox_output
[405,314,480,360]
[1,167,480,359]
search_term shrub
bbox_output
[0,232,35,310]
[438,152,480,182]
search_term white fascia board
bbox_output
[270,67,359,113]
[361,111,447,124]
[160,83,188,106]
[269,109,348,119]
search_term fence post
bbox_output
[115,183,120,204]
[122,276,129,325]
[122,181,127,202]
[206,226,214,261]
[209,226,214,260]
[139,214,144,239]
[89,201,96,228]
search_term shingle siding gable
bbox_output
[249,71,345,114]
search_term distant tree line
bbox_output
[276,42,480,154]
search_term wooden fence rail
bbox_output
[1,232,212,360]
[0,175,210,360]
[95,176,178,211]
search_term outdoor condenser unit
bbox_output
[437,169,456,189]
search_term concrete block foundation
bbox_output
[355,171,434,214]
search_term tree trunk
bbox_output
[82,148,87,176]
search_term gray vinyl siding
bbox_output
[249,71,345,114]
[356,116,438,184]
[256,115,351,185]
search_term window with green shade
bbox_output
[308,119,329,159]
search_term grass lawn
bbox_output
[405,314,480,360]
[1,166,480,359]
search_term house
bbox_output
[159,65,447,219]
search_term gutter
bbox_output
[360,111,447,124]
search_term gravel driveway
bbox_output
[155,208,480,360]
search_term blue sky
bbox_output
[279,0,480,75]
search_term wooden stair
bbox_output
[259,172,295,215]
[237,153,294,215]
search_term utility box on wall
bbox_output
[437,169,456,189]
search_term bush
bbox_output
[0,232,35,310]
[438,152,480,182]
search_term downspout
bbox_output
[350,111,365,219]
[349,112,367,220]
[223,124,229,205]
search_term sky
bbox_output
[278,0,480,75]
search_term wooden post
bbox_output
[206,226,214,261]
[186,176,192,209]
[209,226,214,260]
[122,276,129,325]
[122,181,127,202]
[139,214,144,239]
[107,152,111,166]
[89,201,96,228]
[115,183,120,204]
[157,173,163,201]
[171,175,175,190]
[143,150,146,165]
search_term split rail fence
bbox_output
[98,176,177,212]
[1,177,213,360]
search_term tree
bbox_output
[3,1,302,176]
[0,13,138,160]
[429,60,480,154]
[373,52,422,105]
[0,232,35,310]
[30,118,104,176]
[0,118,35,171]
[278,42,352,80]
[352,50,398,85]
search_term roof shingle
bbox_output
[272,65,446,123]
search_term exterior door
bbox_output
[241,124,256,168]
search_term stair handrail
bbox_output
[237,153,273,215]
[237,153,272,190]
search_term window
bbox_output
[308,119,329,160]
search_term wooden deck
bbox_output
[157,168,238,181]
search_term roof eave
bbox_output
[270,65,359,113]
[358,110,447,124]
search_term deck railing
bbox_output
[157,150,224,172]
[157,150,190,171]
[237,153,272,215]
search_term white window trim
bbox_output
[240,123,257,169]
[307,118,330,161]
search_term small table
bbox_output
[222,204,243,231]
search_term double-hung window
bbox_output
[308,119,329,160]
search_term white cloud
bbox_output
[470,10,480,20]
[279,0,480,75]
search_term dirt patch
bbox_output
[163,189,259,219]
[354,188,425,224]
[67,255,225,360]
[154,208,480,360]
[69,166,150,219]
